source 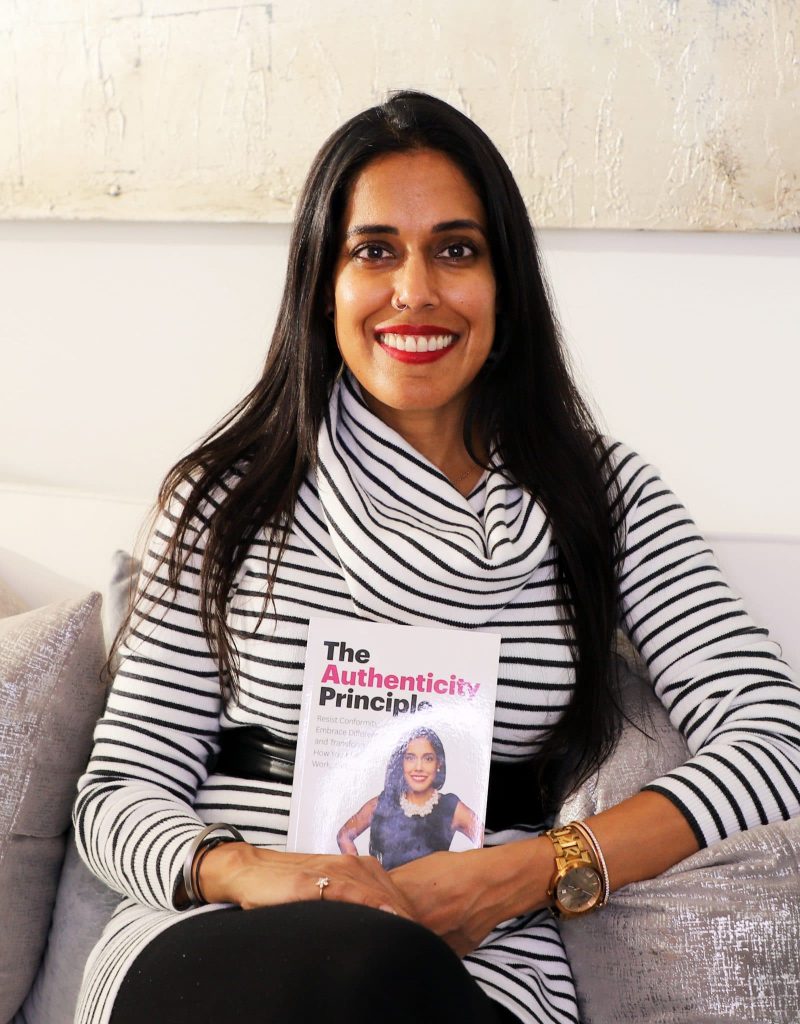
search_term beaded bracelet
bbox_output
[571,819,610,907]
[181,822,245,908]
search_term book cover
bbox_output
[286,617,500,869]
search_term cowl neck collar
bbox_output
[314,372,552,627]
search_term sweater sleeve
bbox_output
[73,481,224,911]
[608,441,800,848]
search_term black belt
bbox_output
[214,726,296,783]
[212,726,550,827]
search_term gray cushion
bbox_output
[16,831,120,1024]
[558,649,690,822]
[0,593,107,1021]
[559,819,800,1023]
[107,549,140,639]
[106,550,140,675]
[16,551,138,1024]
[557,650,800,1022]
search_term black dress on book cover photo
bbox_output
[337,726,483,869]
[370,790,462,869]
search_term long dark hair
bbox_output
[119,90,624,795]
[381,728,447,804]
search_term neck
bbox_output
[361,394,485,492]
[405,788,435,804]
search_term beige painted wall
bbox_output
[2,0,798,229]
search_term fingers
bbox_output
[230,849,417,919]
[261,844,409,910]
[316,861,415,920]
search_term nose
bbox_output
[392,251,439,312]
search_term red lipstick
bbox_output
[375,324,460,364]
[380,346,455,364]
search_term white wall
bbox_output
[1,220,798,598]
[544,229,799,538]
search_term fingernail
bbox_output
[379,904,398,915]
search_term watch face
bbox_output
[556,865,602,912]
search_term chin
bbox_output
[370,381,460,416]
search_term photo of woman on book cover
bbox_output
[337,727,482,869]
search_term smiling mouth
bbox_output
[377,332,458,354]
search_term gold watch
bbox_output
[545,824,605,917]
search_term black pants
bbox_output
[109,902,517,1023]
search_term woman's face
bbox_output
[402,737,440,794]
[331,148,496,429]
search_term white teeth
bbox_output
[378,332,457,351]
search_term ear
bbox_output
[323,283,334,318]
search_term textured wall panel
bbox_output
[0,0,797,229]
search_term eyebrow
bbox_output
[345,219,486,238]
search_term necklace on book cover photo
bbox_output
[400,789,440,818]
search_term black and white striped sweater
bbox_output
[73,375,800,1024]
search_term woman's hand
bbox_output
[198,841,416,919]
[390,839,553,956]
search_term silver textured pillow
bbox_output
[559,819,800,1023]
[0,593,107,1021]
[558,649,690,821]
[557,650,800,1022]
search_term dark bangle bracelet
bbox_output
[181,822,245,908]
[192,835,242,906]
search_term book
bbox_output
[286,617,500,869]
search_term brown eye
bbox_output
[438,241,476,260]
[354,243,392,261]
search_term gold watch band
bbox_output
[548,825,594,869]
[545,822,608,916]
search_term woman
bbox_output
[74,91,800,1024]
[337,727,482,868]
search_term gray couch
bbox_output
[1,542,798,1024]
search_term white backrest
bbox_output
[707,533,799,672]
[0,485,150,602]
